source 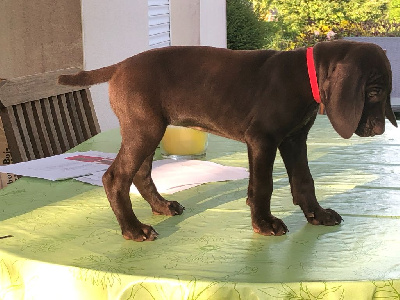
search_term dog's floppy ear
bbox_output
[322,63,365,139]
[386,97,398,127]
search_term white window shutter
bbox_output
[148,0,171,49]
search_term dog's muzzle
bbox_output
[355,118,385,137]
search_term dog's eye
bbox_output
[367,88,382,99]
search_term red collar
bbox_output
[306,47,321,103]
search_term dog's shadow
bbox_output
[132,178,250,240]
[132,171,306,241]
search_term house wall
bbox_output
[170,0,201,46]
[81,0,149,131]
[170,0,226,48]
[200,0,227,48]
[0,0,83,78]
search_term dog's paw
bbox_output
[122,224,159,242]
[305,208,343,226]
[152,200,185,216]
[252,216,288,236]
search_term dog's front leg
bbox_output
[245,135,288,236]
[279,131,343,226]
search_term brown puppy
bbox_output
[59,40,398,241]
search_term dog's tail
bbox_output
[58,64,118,86]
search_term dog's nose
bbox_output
[372,119,385,135]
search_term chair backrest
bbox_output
[0,69,100,163]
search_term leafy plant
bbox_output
[389,0,400,21]
[226,0,266,50]
[247,0,400,50]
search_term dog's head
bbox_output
[314,40,398,139]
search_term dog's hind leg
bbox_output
[102,126,164,242]
[133,154,185,216]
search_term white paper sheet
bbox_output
[76,159,249,194]
[0,151,116,180]
[0,151,249,194]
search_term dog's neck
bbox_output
[306,47,321,104]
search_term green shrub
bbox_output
[226,0,265,50]
[251,0,400,50]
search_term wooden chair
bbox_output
[0,69,100,164]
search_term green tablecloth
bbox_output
[1,115,400,299]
